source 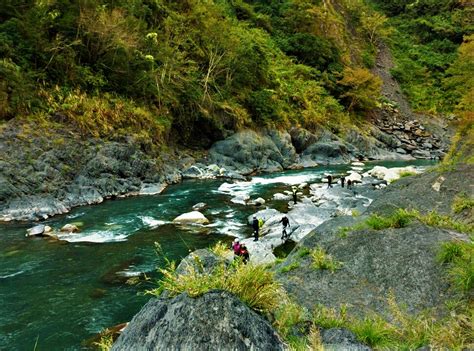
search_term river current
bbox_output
[0,160,435,350]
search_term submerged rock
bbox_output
[111,290,285,351]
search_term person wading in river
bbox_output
[252,216,259,241]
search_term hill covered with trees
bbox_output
[1,0,471,148]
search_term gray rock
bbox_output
[26,224,46,237]
[111,290,285,351]
[175,249,225,276]
[192,202,207,211]
[321,328,371,351]
[302,141,351,164]
[412,149,431,159]
[277,223,468,316]
[208,130,290,174]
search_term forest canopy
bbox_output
[0,0,471,146]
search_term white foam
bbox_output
[139,216,166,228]
[57,230,129,243]
[66,212,84,219]
[0,270,25,279]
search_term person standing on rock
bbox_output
[280,216,290,240]
[291,186,298,204]
[327,174,333,188]
[340,176,345,188]
[252,216,259,241]
[347,179,352,190]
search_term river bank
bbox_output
[0,115,450,222]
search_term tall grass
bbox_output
[310,295,474,350]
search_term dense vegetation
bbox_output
[371,0,473,113]
[0,0,471,148]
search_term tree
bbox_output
[337,67,382,111]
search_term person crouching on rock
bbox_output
[239,244,249,264]
[252,215,259,241]
[231,238,241,259]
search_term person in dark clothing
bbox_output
[347,179,352,189]
[239,244,249,264]
[291,186,298,204]
[252,216,259,241]
[327,174,333,188]
[340,176,345,188]
[280,215,290,240]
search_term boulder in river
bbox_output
[192,202,207,211]
[26,224,45,237]
[60,223,80,233]
[111,290,285,351]
[173,211,209,225]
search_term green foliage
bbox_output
[351,315,394,347]
[147,252,284,314]
[399,170,417,178]
[452,194,474,214]
[209,241,229,258]
[310,247,343,272]
[280,261,300,273]
[373,0,472,112]
[417,210,473,235]
[438,241,474,294]
[297,247,311,258]
[438,241,467,264]
[273,301,306,339]
[337,67,382,111]
[93,333,113,351]
[311,295,474,349]
[366,209,414,230]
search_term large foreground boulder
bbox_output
[112,290,285,351]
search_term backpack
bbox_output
[258,218,264,228]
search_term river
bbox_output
[0,160,435,350]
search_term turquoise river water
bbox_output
[0,160,435,350]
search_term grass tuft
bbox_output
[452,194,474,214]
[280,261,301,273]
[297,247,311,257]
[310,247,343,272]
[209,241,229,258]
[366,209,414,230]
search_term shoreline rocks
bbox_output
[0,118,448,222]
